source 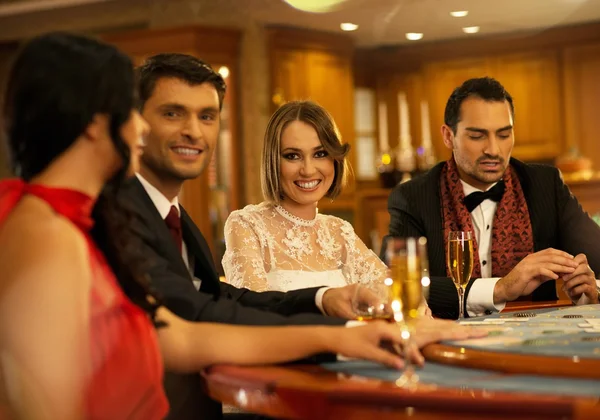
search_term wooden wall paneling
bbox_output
[103,25,240,66]
[563,42,600,169]
[269,48,308,109]
[305,50,356,193]
[490,51,562,161]
[377,71,425,154]
[103,26,242,259]
[423,57,492,161]
[266,26,354,56]
[354,188,390,249]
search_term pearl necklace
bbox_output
[274,205,318,227]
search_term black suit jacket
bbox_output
[386,158,600,319]
[121,178,344,420]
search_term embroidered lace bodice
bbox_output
[222,202,387,292]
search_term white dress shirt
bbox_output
[460,180,505,316]
[136,174,202,290]
[461,180,600,316]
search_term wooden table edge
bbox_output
[203,364,600,419]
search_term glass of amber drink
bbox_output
[384,237,426,386]
[447,231,474,320]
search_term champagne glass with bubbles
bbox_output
[384,236,426,386]
[447,231,474,320]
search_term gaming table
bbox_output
[203,305,600,419]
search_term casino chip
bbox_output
[563,314,583,318]
[581,336,600,342]
[514,312,536,317]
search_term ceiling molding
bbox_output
[0,0,115,17]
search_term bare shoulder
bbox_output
[0,197,90,293]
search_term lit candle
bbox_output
[378,101,389,151]
[398,92,411,148]
[420,100,432,149]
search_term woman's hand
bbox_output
[327,320,487,369]
[412,318,487,348]
[326,321,406,369]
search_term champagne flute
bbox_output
[384,237,425,387]
[417,237,431,316]
[447,231,474,320]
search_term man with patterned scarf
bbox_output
[385,77,600,319]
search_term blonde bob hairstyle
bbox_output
[261,100,350,204]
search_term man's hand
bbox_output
[562,254,599,304]
[321,284,360,319]
[323,283,433,320]
[420,300,433,318]
[493,248,578,304]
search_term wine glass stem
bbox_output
[403,337,412,374]
[458,287,465,319]
[401,327,418,385]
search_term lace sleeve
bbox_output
[340,220,388,284]
[222,212,270,292]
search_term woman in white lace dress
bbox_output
[222,100,388,292]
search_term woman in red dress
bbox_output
[0,32,484,419]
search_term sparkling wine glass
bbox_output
[447,231,474,320]
[384,236,426,387]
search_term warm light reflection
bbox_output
[381,153,392,165]
[340,22,359,31]
[406,33,424,41]
[218,66,230,79]
[283,0,348,13]
[463,26,480,34]
[450,11,469,17]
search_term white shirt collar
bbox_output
[460,179,499,196]
[135,173,179,220]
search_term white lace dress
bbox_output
[222,202,387,292]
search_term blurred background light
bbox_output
[283,0,349,14]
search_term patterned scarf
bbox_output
[440,157,534,279]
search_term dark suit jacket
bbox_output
[121,178,344,420]
[386,158,600,319]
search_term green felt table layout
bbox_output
[454,304,600,359]
[323,305,600,398]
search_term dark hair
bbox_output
[136,53,226,109]
[262,100,350,203]
[2,32,162,322]
[444,77,514,134]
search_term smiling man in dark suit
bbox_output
[122,53,360,420]
[385,77,600,320]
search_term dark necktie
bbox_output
[164,205,182,252]
[463,180,506,213]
